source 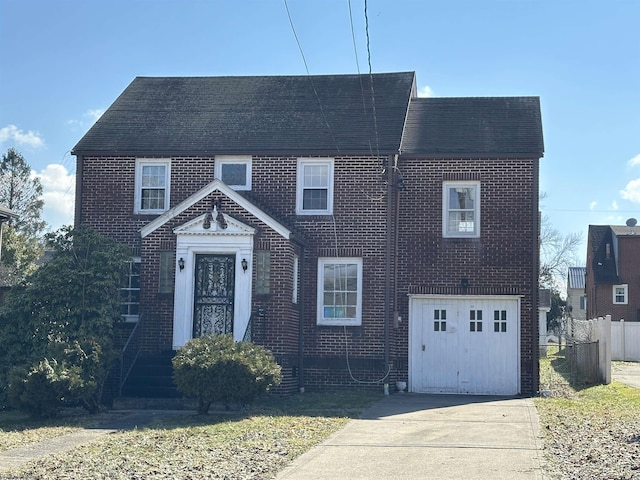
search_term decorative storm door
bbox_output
[193,254,235,338]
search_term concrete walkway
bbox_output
[276,394,544,480]
[0,410,184,473]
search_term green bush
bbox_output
[7,359,69,418]
[6,340,114,417]
[173,334,282,414]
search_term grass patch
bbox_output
[535,351,640,479]
[0,408,114,452]
[1,390,383,479]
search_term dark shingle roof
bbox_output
[588,225,619,284]
[401,97,544,157]
[72,72,416,156]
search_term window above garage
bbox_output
[442,181,480,238]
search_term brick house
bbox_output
[72,72,544,396]
[586,223,640,322]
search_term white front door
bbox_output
[409,295,520,395]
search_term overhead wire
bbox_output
[282,0,341,155]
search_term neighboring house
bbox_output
[566,266,587,320]
[586,223,640,321]
[72,72,544,396]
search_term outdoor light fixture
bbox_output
[178,257,185,271]
[241,258,248,272]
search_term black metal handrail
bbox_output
[119,314,143,396]
[242,314,253,343]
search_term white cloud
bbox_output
[0,124,44,147]
[627,154,640,168]
[620,178,640,203]
[418,85,434,97]
[589,201,597,210]
[33,164,75,230]
[612,200,619,210]
[67,109,105,131]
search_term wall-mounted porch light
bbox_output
[178,257,185,271]
[241,258,248,272]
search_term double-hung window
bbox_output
[443,181,480,237]
[215,155,252,190]
[296,159,334,215]
[613,284,628,304]
[317,257,362,326]
[135,159,170,214]
[120,258,141,321]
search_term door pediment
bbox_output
[173,207,256,237]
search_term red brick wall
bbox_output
[395,157,540,395]
[77,153,539,394]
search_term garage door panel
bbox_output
[410,296,519,395]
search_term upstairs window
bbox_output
[317,257,362,326]
[297,159,334,215]
[215,155,252,190]
[443,181,480,238]
[613,284,628,304]
[135,159,170,214]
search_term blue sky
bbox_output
[1,0,639,265]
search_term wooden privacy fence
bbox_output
[566,315,612,385]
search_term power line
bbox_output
[282,0,341,154]
[364,0,381,161]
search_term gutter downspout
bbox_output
[298,244,306,392]
[384,154,396,385]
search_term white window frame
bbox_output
[442,181,481,238]
[134,158,171,214]
[317,257,362,326]
[613,284,628,304]
[121,257,141,322]
[215,155,252,190]
[296,158,334,215]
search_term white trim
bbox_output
[172,219,254,349]
[292,255,299,304]
[134,158,171,214]
[316,257,362,326]
[442,181,480,238]
[140,178,291,240]
[215,155,252,191]
[613,284,628,304]
[296,158,334,215]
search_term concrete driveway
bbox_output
[276,393,544,480]
[613,361,640,389]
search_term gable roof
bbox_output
[401,97,544,157]
[567,267,586,289]
[72,72,416,157]
[587,225,619,284]
[140,179,293,240]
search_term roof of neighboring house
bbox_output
[567,267,586,289]
[0,205,18,222]
[610,225,640,236]
[587,225,619,284]
[401,97,544,157]
[72,72,416,157]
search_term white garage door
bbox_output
[409,295,520,395]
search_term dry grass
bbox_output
[0,390,382,479]
[535,347,640,479]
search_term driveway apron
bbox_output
[276,393,544,480]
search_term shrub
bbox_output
[173,334,281,414]
[7,359,69,418]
